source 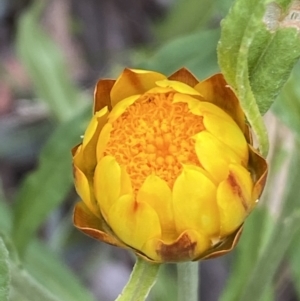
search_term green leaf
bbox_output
[218,0,299,106]
[0,237,10,301]
[218,0,259,87]
[2,193,94,301]
[138,29,220,79]
[289,225,300,298]
[218,0,270,155]
[12,106,90,255]
[249,5,300,115]
[24,240,95,301]
[16,0,82,122]
[9,262,61,301]
[0,235,59,301]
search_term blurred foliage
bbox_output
[1,0,300,300]
[154,0,215,42]
[137,29,220,79]
[16,1,83,122]
[273,62,300,139]
[12,106,90,255]
[154,0,234,42]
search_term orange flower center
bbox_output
[103,92,205,192]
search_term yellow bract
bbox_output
[137,175,174,240]
[72,68,268,263]
[172,165,219,236]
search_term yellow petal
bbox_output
[194,131,242,183]
[203,112,248,163]
[73,165,100,217]
[172,165,219,237]
[108,94,140,123]
[217,164,253,236]
[93,79,115,113]
[107,194,161,250]
[137,175,175,240]
[94,156,123,218]
[194,73,245,131]
[156,79,201,96]
[73,202,125,248]
[168,68,199,87]
[110,68,166,107]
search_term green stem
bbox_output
[177,262,199,301]
[115,257,160,301]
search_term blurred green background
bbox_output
[1,0,300,300]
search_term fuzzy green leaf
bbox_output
[9,262,60,301]
[0,237,10,301]
[250,4,300,114]
[218,0,270,155]
[218,0,300,156]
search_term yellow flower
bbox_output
[72,68,268,263]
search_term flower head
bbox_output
[72,68,268,263]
